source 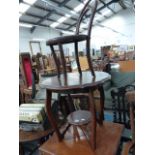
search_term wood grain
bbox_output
[39,122,124,155]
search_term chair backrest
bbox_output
[19,52,33,88]
[111,85,135,128]
[46,0,98,78]
[76,0,98,37]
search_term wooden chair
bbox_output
[40,0,111,150]
[111,85,135,128]
[121,91,135,155]
[19,52,37,102]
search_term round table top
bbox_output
[19,128,53,143]
[40,71,111,91]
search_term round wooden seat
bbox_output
[67,110,91,126]
[40,71,111,92]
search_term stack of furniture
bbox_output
[38,1,125,155]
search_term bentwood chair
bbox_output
[40,0,111,150]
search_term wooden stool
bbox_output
[67,110,91,142]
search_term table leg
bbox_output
[46,89,62,141]
[67,94,75,112]
[88,89,96,150]
[98,85,105,125]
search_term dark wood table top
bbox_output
[40,71,111,92]
[19,128,53,143]
[39,122,124,155]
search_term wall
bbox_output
[62,8,135,54]
[91,8,135,49]
[19,8,135,55]
[19,26,60,55]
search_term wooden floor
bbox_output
[39,121,124,155]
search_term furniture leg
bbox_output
[67,94,75,112]
[98,85,105,125]
[19,143,24,155]
[73,125,80,141]
[46,89,62,141]
[88,89,96,150]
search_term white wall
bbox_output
[19,26,61,55]
[62,8,135,54]
[91,8,135,49]
[19,8,135,55]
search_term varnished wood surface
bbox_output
[39,122,124,155]
[46,35,89,46]
[19,128,53,143]
[126,91,135,103]
[118,60,135,72]
[121,141,134,155]
[40,71,111,91]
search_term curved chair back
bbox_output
[76,0,98,37]
[46,0,98,78]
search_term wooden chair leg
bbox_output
[23,93,26,103]
[19,143,24,155]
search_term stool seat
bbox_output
[67,110,91,126]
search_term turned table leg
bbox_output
[46,89,62,141]
[98,85,105,125]
[88,89,96,150]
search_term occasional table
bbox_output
[19,128,53,155]
[40,71,111,149]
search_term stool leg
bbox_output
[73,125,80,141]
[88,89,96,150]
